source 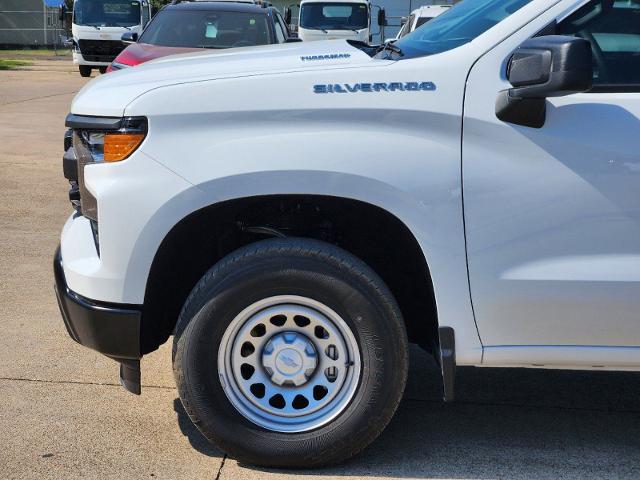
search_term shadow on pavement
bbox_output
[173,398,221,458]
[179,346,640,478]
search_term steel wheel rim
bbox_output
[218,295,361,433]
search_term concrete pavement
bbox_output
[1,61,639,479]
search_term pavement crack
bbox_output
[0,91,78,107]
[215,454,228,480]
[0,376,176,390]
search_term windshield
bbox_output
[139,10,270,48]
[394,0,534,59]
[73,0,141,28]
[415,17,434,29]
[300,2,368,31]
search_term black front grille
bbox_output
[78,39,125,62]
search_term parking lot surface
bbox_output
[1,61,639,480]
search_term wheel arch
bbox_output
[139,192,439,359]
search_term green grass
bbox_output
[1,49,71,57]
[0,59,32,70]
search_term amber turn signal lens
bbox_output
[104,132,145,162]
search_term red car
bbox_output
[107,0,295,72]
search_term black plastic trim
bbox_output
[64,129,73,151]
[63,147,77,182]
[53,246,142,362]
[120,360,141,395]
[589,84,640,93]
[65,114,123,130]
[438,326,456,402]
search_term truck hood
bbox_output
[71,40,385,117]
[299,27,368,42]
[73,25,143,41]
[113,42,204,67]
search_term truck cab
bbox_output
[296,0,374,42]
[394,5,452,40]
[57,0,640,469]
[72,0,152,77]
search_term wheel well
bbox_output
[141,195,439,356]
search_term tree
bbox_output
[150,0,171,8]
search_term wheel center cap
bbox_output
[276,348,303,375]
[262,332,318,386]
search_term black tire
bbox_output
[79,66,91,77]
[98,66,107,74]
[173,238,408,468]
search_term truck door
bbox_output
[463,0,640,363]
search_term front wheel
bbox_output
[78,66,91,77]
[98,66,107,74]
[173,238,408,467]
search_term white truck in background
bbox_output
[287,0,384,42]
[72,0,152,77]
[394,5,451,40]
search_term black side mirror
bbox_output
[496,35,593,128]
[377,9,386,27]
[121,32,138,45]
[59,4,66,22]
[284,7,292,25]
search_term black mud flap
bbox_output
[120,360,141,395]
[438,326,456,402]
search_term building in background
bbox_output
[0,0,65,48]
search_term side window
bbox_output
[558,0,640,90]
[273,13,287,43]
[402,15,415,37]
[142,3,150,26]
[277,13,290,37]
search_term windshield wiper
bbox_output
[306,27,329,33]
[377,41,404,58]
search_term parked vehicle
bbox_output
[108,0,296,72]
[57,0,640,468]
[394,5,451,40]
[290,0,383,42]
[71,0,152,77]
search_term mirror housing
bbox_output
[284,7,292,25]
[496,35,593,128]
[377,9,386,27]
[59,4,66,22]
[121,32,138,45]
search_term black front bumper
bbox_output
[54,247,143,394]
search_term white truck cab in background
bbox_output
[394,5,451,40]
[292,0,383,42]
[72,0,152,77]
[57,0,640,469]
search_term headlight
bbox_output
[66,115,147,221]
[77,117,147,163]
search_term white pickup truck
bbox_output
[56,0,640,468]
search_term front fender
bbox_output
[125,168,481,364]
